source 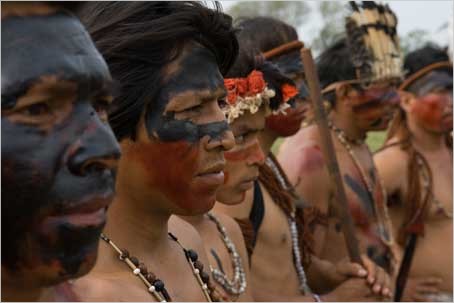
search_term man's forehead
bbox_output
[1,12,110,97]
[163,45,223,95]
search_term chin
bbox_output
[219,191,246,205]
[176,195,216,216]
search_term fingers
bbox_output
[371,266,385,295]
[360,255,376,285]
[338,262,368,278]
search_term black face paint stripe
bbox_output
[344,174,375,216]
[152,113,229,143]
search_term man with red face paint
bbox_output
[215,16,392,302]
[279,2,403,299]
[73,2,238,301]
[2,2,121,301]
[375,45,453,302]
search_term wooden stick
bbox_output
[263,41,304,60]
[394,234,418,301]
[300,47,363,264]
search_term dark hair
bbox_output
[404,43,450,76]
[235,16,298,54]
[317,38,356,106]
[78,1,238,140]
[226,16,297,110]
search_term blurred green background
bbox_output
[271,131,386,155]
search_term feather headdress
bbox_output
[345,1,403,86]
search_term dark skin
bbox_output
[73,43,235,301]
[2,4,120,302]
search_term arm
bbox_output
[292,144,332,257]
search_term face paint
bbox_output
[145,46,228,142]
[217,138,264,204]
[407,70,453,97]
[217,110,265,205]
[2,12,120,286]
[350,86,400,130]
[132,45,232,214]
[265,104,307,137]
[411,93,453,133]
[225,139,265,163]
[127,139,222,214]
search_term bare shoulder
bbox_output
[374,140,409,174]
[210,212,244,244]
[374,139,409,196]
[278,125,327,186]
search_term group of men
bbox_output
[2,1,452,302]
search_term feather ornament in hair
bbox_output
[345,1,403,86]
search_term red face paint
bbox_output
[265,105,307,137]
[352,87,400,130]
[218,139,264,205]
[224,139,265,164]
[411,93,453,133]
[129,140,218,214]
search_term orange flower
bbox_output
[281,83,298,102]
[236,79,248,96]
[248,70,266,94]
[224,79,236,91]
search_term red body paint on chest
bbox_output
[129,140,216,213]
[225,139,265,164]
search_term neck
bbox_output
[407,116,446,152]
[1,280,52,302]
[330,110,366,141]
[179,214,206,228]
[259,128,279,155]
[103,189,170,256]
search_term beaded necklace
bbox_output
[416,155,453,218]
[328,122,394,246]
[100,232,216,302]
[265,156,312,295]
[206,212,247,297]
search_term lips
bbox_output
[44,189,115,229]
[195,162,226,186]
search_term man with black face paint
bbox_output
[1,2,120,301]
[375,45,453,302]
[74,2,237,301]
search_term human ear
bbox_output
[398,90,414,113]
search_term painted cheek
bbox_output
[265,107,304,137]
[225,139,265,165]
[129,140,216,212]
[412,95,447,130]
